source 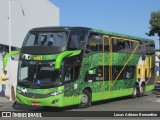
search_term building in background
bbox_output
[0,0,59,99]
[156,50,160,76]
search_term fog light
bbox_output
[52,99,59,104]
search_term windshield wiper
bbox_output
[18,80,60,88]
[37,83,56,87]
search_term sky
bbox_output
[51,0,160,48]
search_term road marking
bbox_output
[155,99,160,102]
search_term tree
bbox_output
[147,11,160,48]
[148,11,160,77]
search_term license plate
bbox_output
[32,102,40,106]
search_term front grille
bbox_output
[20,93,49,99]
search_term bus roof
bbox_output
[91,28,154,42]
[30,26,91,31]
[30,26,154,42]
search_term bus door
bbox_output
[62,60,80,105]
[101,36,112,96]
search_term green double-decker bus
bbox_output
[3,27,155,108]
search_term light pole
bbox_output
[8,0,12,101]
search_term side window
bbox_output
[69,31,85,50]
[85,66,109,82]
[112,66,123,80]
[145,41,155,55]
[131,41,138,53]
[85,68,96,82]
[86,32,102,53]
[112,38,139,53]
[64,67,73,83]
[103,37,110,51]
[136,41,145,54]
[112,38,130,53]
[63,64,80,83]
[123,66,135,79]
[112,66,135,80]
[117,39,126,52]
[112,38,117,52]
[25,33,37,46]
[125,41,131,53]
[95,66,103,81]
[95,66,109,81]
[104,66,109,81]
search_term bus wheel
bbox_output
[132,85,139,98]
[79,90,91,108]
[140,84,146,96]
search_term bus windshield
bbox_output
[23,31,69,47]
[18,60,62,88]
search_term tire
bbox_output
[140,84,146,96]
[132,86,137,98]
[79,90,91,108]
[132,85,140,98]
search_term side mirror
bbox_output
[3,51,20,68]
[11,54,20,60]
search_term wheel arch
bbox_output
[83,87,92,93]
[135,82,139,87]
[83,87,92,100]
[141,81,146,87]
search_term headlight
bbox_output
[17,87,22,93]
[49,88,69,96]
[17,89,22,94]
[49,90,63,96]
[16,87,27,94]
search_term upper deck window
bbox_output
[69,31,85,50]
[24,31,68,48]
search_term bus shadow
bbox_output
[12,102,77,112]
[152,83,160,97]
[40,106,77,112]
[91,94,148,107]
[12,95,149,112]
[12,102,43,111]
[92,96,131,106]
[152,89,160,98]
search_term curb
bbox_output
[0,96,14,103]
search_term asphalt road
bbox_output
[1,86,160,120]
[1,86,160,112]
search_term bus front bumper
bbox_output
[16,93,64,107]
